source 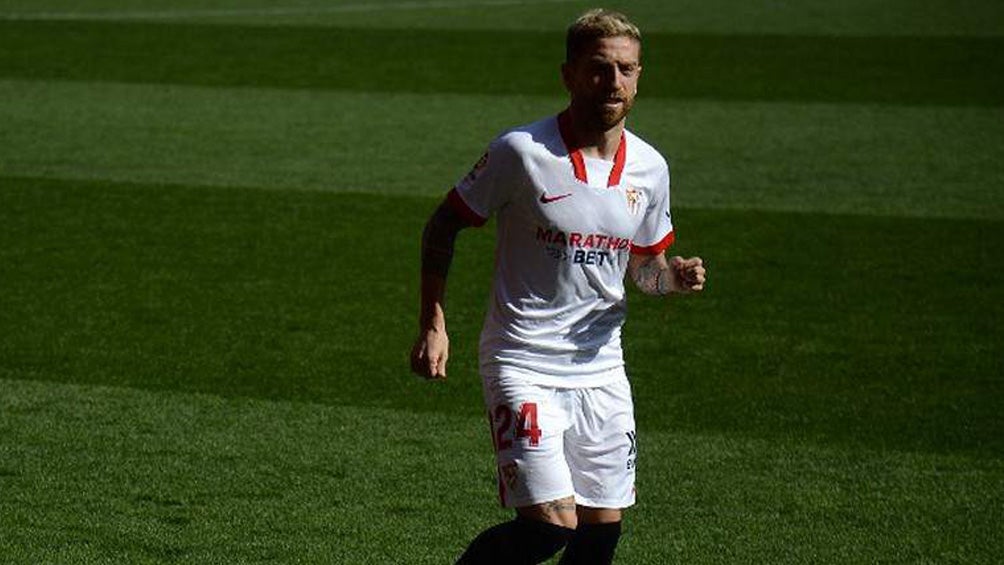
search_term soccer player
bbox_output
[410,9,706,564]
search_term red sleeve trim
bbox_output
[630,230,675,255]
[447,188,488,227]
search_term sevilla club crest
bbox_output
[625,187,641,215]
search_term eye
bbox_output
[619,64,638,77]
[589,60,612,74]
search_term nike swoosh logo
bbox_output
[540,192,573,204]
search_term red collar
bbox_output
[557,110,627,188]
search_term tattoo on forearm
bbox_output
[422,239,454,278]
[632,260,672,295]
[421,205,462,278]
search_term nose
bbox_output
[613,68,626,91]
[599,65,622,91]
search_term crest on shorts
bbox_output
[500,462,519,490]
[624,186,641,215]
[626,431,638,470]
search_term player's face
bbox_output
[562,36,642,132]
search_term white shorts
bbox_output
[481,371,637,509]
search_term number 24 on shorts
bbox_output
[488,403,541,451]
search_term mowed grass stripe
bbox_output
[0,0,583,20]
[1,377,1001,563]
[4,79,1002,220]
[2,0,1002,36]
[2,21,1003,105]
[2,175,1001,456]
[0,377,498,564]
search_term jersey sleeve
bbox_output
[630,162,675,255]
[446,136,518,228]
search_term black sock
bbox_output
[456,516,574,564]
[558,521,622,565]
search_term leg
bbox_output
[455,496,577,564]
[558,506,623,565]
[459,378,578,564]
[559,378,637,564]
[517,495,579,529]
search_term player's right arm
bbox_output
[410,200,469,380]
[412,138,509,378]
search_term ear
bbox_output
[560,61,572,91]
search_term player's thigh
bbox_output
[565,378,637,510]
[482,376,576,510]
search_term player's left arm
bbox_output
[628,252,706,295]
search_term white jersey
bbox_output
[448,112,674,388]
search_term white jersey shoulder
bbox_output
[623,129,669,179]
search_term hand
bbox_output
[410,327,450,380]
[670,256,706,293]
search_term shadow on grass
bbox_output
[1,175,1002,457]
[2,21,1003,105]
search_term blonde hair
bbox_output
[566,9,642,62]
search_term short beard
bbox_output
[583,96,634,132]
[599,99,633,129]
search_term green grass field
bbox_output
[1,0,1003,563]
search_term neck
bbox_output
[563,106,624,161]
